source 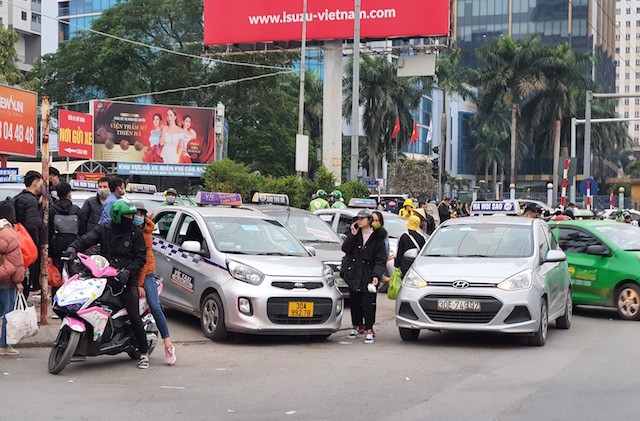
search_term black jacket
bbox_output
[50,198,86,260]
[438,202,451,222]
[395,230,426,276]
[425,213,436,236]
[81,195,104,232]
[13,190,43,246]
[70,222,146,286]
[341,227,387,291]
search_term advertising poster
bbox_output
[204,0,450,45]
[59,110,93,159]
[0,85,38,157]
[91,100,216,169]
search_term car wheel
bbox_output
[616,283,640,321]
[528,299,548,347]
[399,327,420,341]
[200,292,228,340]
[556,290,572,330]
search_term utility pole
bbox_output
[297,0,307,136]
[349,0,361,181]
[40,96,50,324]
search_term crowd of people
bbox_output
[0,170,178,368]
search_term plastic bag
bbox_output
[387,268,402,300]
[15,223,37,267]
[48,258,63,288]
[5,292,38,345]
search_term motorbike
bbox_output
[48,253,160,374]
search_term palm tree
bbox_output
[343,56,425,178]
[470,123,506,187]
[472,35,549,186]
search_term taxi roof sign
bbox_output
[71,180,98,191]
[470,200,521,216]
[196,192,243,206]
[251,192,289,206]
[348,198,377,209]
[126,183,157,194]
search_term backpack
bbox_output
[51,214,79,258]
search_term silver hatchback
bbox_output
[395,216,572,346]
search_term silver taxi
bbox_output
[151,193,343,340]
[396,202,572,346]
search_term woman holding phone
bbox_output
[341,209,387,344]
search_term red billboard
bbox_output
[204,0,450,45]
[91,100,216,164]
[59,110,93,159]
[0,85,37,157]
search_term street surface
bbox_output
[1,298,638,421]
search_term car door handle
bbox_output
[166,257,171,262]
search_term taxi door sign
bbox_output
[0,85,37,157]
[171,267,195,293]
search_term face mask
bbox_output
[133,215,145,226]
[98,189,109,199]
[372,221,381,229]
[166,196,176,205]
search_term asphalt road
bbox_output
[0,299,638,421]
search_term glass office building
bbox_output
[58,0,118,41]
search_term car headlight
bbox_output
[323,264,335,287]
[402,268,427,288]
[497,269,532,291]
[227,260,265,285]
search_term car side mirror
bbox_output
[182,240,203,254]
[306,246,317,256]
[339,233,347,241]
[545,249,567,263]
[586,244,609,256]
[404,248,419,264]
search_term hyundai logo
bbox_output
[452,280,470,289]
[294,282,304,288]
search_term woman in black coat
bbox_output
[341,209,387,344]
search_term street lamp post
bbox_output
[619,187,625,209]
[547,183,554,207]
[349,0,361,181]
[509,183,516,201]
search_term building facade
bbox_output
[614,1,640,145]
[57,0,117,42]
[1,0,42,71]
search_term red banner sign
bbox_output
[92,100,216,165]
[59,110,94,159]
[0,85,37,157]
[204,0,450,45]
[76,172,105,182]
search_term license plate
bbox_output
[288,301,314,317]
[436,299,481,312]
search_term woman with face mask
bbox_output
[133,202,176,366]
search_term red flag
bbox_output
[410,121,419,143]
[391,117,400,140]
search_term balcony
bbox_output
[31,0,41,13]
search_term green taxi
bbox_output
[549,220,640,320]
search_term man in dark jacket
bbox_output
[67,198,151,369]
[49,167,61,204]
[438,197,452,222]
[81,176,110,232]
[341,209,387,344]
[13,170,44,298]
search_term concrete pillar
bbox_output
[322,40,343,184]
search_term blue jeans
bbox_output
[0,288,17,348]
[143,274,170,339]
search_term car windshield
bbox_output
[593,224,640,250]
[423,224,533,258]
[381,215,408,238]
[268,212,341,243]
[205,217,309,256]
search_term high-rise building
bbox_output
[614,1,640,145]
[57,0,117,42]
[0,0,42,71]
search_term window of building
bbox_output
[626,72,630,79]
[636,99,640,105]
[624,112,629,118]
[624,99,630,105]
[637,21,640,27]
[626,47,631,53]
[616,47,621,54]
[626,8,631,14]
[636,86,640,92]
[616,8,621,15]
[637,7,640,14]
[21,11,26,20]
[627,21,632,28]
[626,34,631,40]
[625,86,630,93]
[635,111,640,118]
[635,124,640,131]
[616,34,621,41]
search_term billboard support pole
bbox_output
[297,0,308,178]
[350,0,361,181]
[0,155,6,168]
[40,96,50,325]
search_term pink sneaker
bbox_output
[165,345,176,366]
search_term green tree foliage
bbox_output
[387,160,437,200]
[315,165,337,193]
[0,27,25,86]
[202,159,264,200]
[262,175,307,208]
[625,160,640,178]
[337,181,370,203]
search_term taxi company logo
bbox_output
[171,267,195,293]
[452,280,469,289]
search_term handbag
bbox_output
[5,292,39,345]
[387,268,402,300]
[48,258,63,288]
[15,223,37,267]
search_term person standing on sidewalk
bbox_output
[342,209,387,344]
[0,200,26,356]
[82,177,110,233]
[99,177,125,224]
[133,202,176,366]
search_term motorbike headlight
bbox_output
[497,269,533,291]
[402,268,427,288]
[323,264,335,287]
[227,260,264,286]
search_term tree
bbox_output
[0,27,24,86]
[202,159,264,200]
[387,160,437,199]
[337,181,370,203]
[470,123,506,188]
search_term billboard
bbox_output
[59,110,93,159]
[0,85,37,157]
[204,0,450,45]
[91,100,216,166]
